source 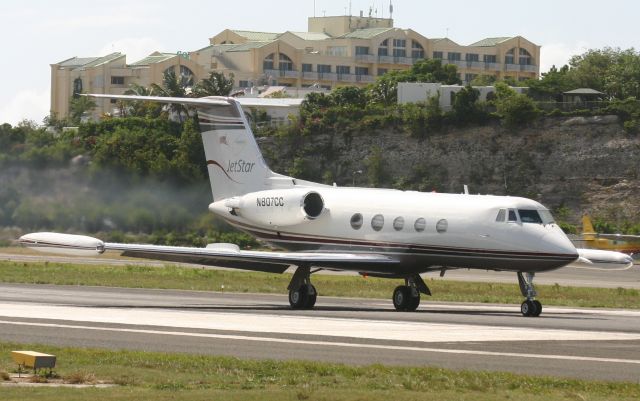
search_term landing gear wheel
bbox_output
[289,285,308,309]
[393,285,419,311]
[532,300,542,317]
[521,300,540,317]
[407,291,420,312]
[305,284,317,309]
[289,284,316,310]
[393,286,410,311]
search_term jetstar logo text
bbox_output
[226,159,255,173]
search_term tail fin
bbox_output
[87,94,298,201]
[196,97,283,200]
[582,214,596,240]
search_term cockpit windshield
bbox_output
[518,209,555,224]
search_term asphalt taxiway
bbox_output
[0,283,639,382]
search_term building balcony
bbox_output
[302,71,318,80]
[484,62,501,71]
[264,69,299,78]
[377,55,415,65]
[355,54,377,63]
[505,64,538,72]
[505,64,521,72]
[355,74,375,83]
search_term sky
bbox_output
[0,0,637,125]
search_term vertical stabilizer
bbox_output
[195,98,285,201]
[582,214,596,240]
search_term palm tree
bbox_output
[150,69,190,121]
[69,95,97,125]
[123,84,162,118]
[192,72,234,97]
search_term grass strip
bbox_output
[1,260,639,308]
[0,341,639,401]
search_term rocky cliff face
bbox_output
[259,115,640,226]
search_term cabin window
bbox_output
[393,216,404,231]
[507,209,518,222]
[371,214,384,231]
[350,213,363,230]
[518,209,543,224]
[496,209,506,222]
[436,219,448,233]
[414,218,426,232]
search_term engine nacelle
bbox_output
[223,189,326,227]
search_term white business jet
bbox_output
[19,94,634,317]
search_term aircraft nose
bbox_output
[541,231,578,257]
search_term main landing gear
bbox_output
[518,272,542,317]
[392,275,431,312]
[288,265,317,309]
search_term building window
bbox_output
[519,48,532,65]
[483,54,497,63]
[263,54,275,70]
[110,76,125,85]
[414,218,426,232]
[327,46,347,57]
[433,51,443,59]
[355,66,369,76]
[436,219,448,233]
[393,48,406,57]
[350,213,363,230]
[466,53,479,62]
[378,39,389,56]
[447,52,461,61]
[279,54,294,71]
[238,80,251,88]
[73,78,82,97]
[302,63,313,72]
[411,40,424,59]
[392,38,406,48]
[505,48,515,64]
[393,217,404,231]
[371,214,384,231]
[336,65,350,75]
[377,68,388,76]
[318,64,331,73]
[355,46,369,55]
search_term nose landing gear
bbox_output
[518,272,542,317]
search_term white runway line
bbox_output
[1,302,640,343]
[1,319,640,366]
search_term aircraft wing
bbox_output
[593,233,640,240]
[18,232,398,274]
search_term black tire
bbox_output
[407,292,420,311]
[532,300,542,317]
[393,285,411,311]
[305,285,317,309]
[521,300,539,317]
[289,285,308,309]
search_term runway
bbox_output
[0,283,639,382]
